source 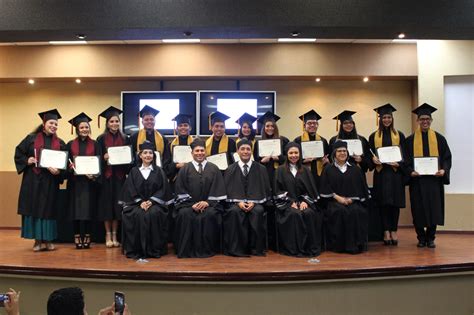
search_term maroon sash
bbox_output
[33,132,61,174]
[104,131,126,179]
[71,136,96,157]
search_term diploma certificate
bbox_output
[155,151,162,168]
[207,153,228,170]
[342,139,363,156]
[39,149,68,170]
[414,157,439,175]
[377,146,403,163]
[173,145,193,163]
[258,139,281,157]
[301,141,325,159]
[107,145,133,165]
[74,156,101,175]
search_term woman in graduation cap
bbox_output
[235,113,258,160]
[66,113,101,249]
[119,140,173,259]
[319,141,370,254]
[273,142,323,257]
[15,109,67,251]
[96,106,130,248]
[368,104,407,246]
[329,110,371,175]
[254,111,290,185]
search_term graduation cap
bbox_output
[98,106,122,128]
[172,113,192,125]
[235,112,257,127]
[373,104,397,126]
[38,109,61,122]
[68,112,93,134]
[257,111,281,124]
[139,105,160,118]
[299,109,322,122]
[139,140,155,151]
[332,110,357,131]
[208,111,230,129]
[412,103,437,117]
[332,140,348,151]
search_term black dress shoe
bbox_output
[383,240,391,246]
[391,239,398,246]
[417,241,426,248]
[427,241,436,248]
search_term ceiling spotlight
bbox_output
[75,78,82,84]
[291,31,300,37]
[398,33,406,39]
[184,31,193,37]
[315,78,321,82]
[363,77,369,82]
[28,79,35,85]
[76,34,87,40]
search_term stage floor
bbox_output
[0,228,472,282]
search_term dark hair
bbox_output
[261,120,280,139]
[284,142,303,173]
[47,287,85,315]
[32,124,44,134]
[238,122,256,141]
[377,114,396,137]
[102,114,123,134]
[337,120,358,140]
[136,150,156,167]
[75,121,91,137]
[190,138,206,150]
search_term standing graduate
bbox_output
[274,142,323,257]
[129,105,171,175]
[254,111,289,186]
[66,113,101,249]
[405,103,452,248]
[173,138,227,258]
[329,110,371,175]
[320,141,370,254]
[368,104,407,246]
[119,140,172,259]
[15,109,66,251]
[294,109,330,189]
[205,111,236,166]
[223,138,272,256]
[96,106,129,248]
[235,113,258,160]
[167,113,194,182]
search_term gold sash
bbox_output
[302,131,324,176]
[205,134,229,156]
[137,129,164,153]
[374,129,400,172]
[414,127,439,157]
[171,135,193,149]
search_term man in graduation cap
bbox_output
[294,109,330,189]
[173,138,227,258]
[405,103,452,248]
[167,113,194,181]
[205,111,236,166]
[223,138,272,256]
[130,105,171,174]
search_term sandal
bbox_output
[105,232,113,248]
[82,234,91,249]
[74,234,83,249]
[112,232,120,247]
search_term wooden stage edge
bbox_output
[0,229,473,283]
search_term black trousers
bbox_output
[73,220,91,236]
[415,225,437,242]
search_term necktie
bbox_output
[198,162,203,174]
[243,164,249,176]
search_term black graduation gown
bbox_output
[66,138,101,221]
[274,165,323,257]
[294,134,330,189]
[254,136,289,190]
[119,166,172,259]
[210,136,236,168]
[223,161,272,256]
[130,130,172,176]
[96,132,130,221]
[329,133,371,174]
[368,129,407,208]
[15,133,66,219]
[166,135,192,185]
[405,131,452,227]
[173,162,227,258]
[320,163,370,254]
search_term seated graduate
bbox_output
[173,138,227,258]
[274,142,323,257]
[119,140,172,259]
[319,141,370,254]
[223,138,272,257]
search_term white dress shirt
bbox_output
[238,160,253,175]
[289,164,298,177]
[334,161,351,173]
[139,164,154,179]
[191,159,208,172]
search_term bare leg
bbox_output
[112,220,120,247]
[104,220,113,248]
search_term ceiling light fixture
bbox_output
[28,79,35,85]
[277,38,316,43]
[397,33,406,39]
[183,31,193,37]
[75,78,82,84]
[363,77,369,82]
[162,39,201,43]
[76,34,87,40]
[291,31,300,37]
[49,40,88,45]
[315,78,321,82]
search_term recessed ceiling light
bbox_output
[315,78,321,82]
[277,38,316,43]
[183,31,193,37]
[76,34,87,40]
[162,39,201,43]
[49,40,88,45]
[291,31,300,37]
[363,77,369,82]
[75,78,82,84]
[398,33,406,39]
[28,79,35,85]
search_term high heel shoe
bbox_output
[105,232,113,248]
[383,239,391,246]
[391,239,399,246]
[74,234,83,249]
[82,234,91,249]
[112,232,120,247]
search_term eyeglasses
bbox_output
[418,118,432,122]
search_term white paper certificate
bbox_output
[258,139,281,157]
[207,153,228,170]
[414,157,438,175]
[301,141,325,159]
[342,139,363,156]
[107,145,133,165]
[173,145,193,163]
[39,149,68,170]
[377,146,403,163]
[74,156,101,175]
[233,152,254,163]
[155,151,162,168]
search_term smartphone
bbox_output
[0,294,9,307]
[114,291,125,314]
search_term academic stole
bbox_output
[374,129,400,172]
[170,135,194,149]
[205,135,229,156]
[302,131,324,176]
[413,127,439,157]
[33,132,61,174]
[236,137,256,160]
[104,131,125,179]
[136,129,164,154]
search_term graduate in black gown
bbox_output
[15,109,66,251]
[223,138,272,256]
[405,103,452,248]
[294,109,330,189]
[167,113,194,183]
[119,141,172,259]
[273,142,323,257]
[368,104,407,246]
[320,141,370,254]
[96,106,129,248]
[66,113,101,249]
[129,105,171,176]
[173,139,227,258]
[205,111,236,167]
[235,113,258,161]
